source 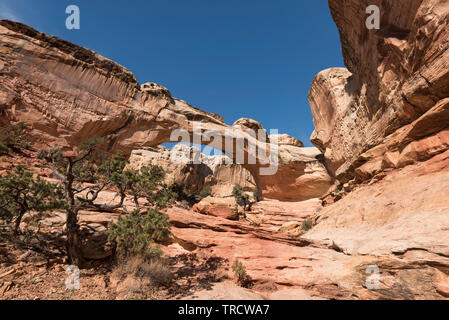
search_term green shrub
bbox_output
[253,187,260,202]
[197,185,212,201]
[0,122,31,155]
[232,184,250,210]
[167,181,211,206]
[0,142,10,155]
[108,209,171,260]
[301,220,313,232]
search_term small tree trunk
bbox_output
[66,208,84,267]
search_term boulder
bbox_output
[192,196,239,220]
[80,223,114,260]
[270,134,304,148]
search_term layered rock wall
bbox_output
[309,0,449,182]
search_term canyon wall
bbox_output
[309,0,449,182]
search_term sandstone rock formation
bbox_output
[0,19,332,201]
[192,196,239,220]
[0,20,224,153]
[300,0,449,300]
[128,144,256,197]
[309,0,449,183]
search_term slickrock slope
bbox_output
[305,149,449,257]
[309,0,449,182]
[0,19,331,201]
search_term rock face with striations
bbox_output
[309,0,449,182]
[302,0,449,299]
[0,20,225,153]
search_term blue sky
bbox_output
[0,0,344,147]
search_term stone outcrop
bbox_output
[0,19,332,201]
[300,0,449,300]
[192,196,239,220]
[309,0,449,182]
[258,145,332,200]
[128,144,256,197]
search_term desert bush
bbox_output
[108,209,171,260]
[167,181,193,205]
[301,219,313,232]
[232,258,251,287]
[0,142,10,155]
[0,122,31,155]
[113,255,172,286]
[135,259,173,286]
[0,165,64,233]
[197,185,212,201]
[232,184,250,211]
[166,181,212,206]
[112,254,172,300]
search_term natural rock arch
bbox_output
[0,20,332,200]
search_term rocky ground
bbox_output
[1,149,448,300]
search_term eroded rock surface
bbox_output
[0,20,331,201]
[309,0,449,182]
[128,144,256,197]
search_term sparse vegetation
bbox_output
[253,187,260,202]
[232,184,251,211]
[112,254,172,299]
[0,122,31,155]
[301,219,313,232]
[197,185,212,201]
[166,181,213,207]
[0,165,64,233]
[38,138,176,267]
[334,185,343,194]
[166,181,196,206]
[108,209,171,260]
[232,258,251,287]
[117,255,172,285]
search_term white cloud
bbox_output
[0,3,21,22]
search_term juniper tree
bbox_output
[0,165,64,233]
[39,139,177,267]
